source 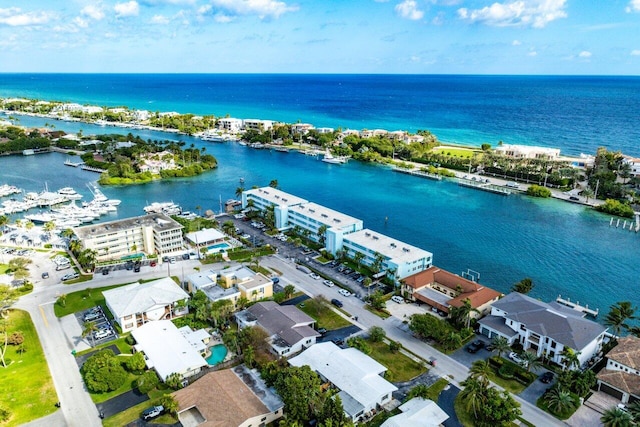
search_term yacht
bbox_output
[144,201,182,216]
[321,151,348,164]
[57,187,83,200]
[86,184,122,206]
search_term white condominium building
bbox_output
[242,187,308,230]
[342,229,432,280]
[74,213,184,262]
[243,119,274,132]
[494,143,561,160]
[217,118,243,133]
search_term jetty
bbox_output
[393,167,443,181]
[556,295,599,317]
[457,177,511,195]
[80,165,107,173]
[64,159,85,167]
[609,214,640,232]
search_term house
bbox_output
[187,265,273,304]
[597,336,640,404]
[243,119,273,132]
[173,365,283,427]
[185,269,242,307]
[291,123,315,135]
[478,292,607,369]
[235,301,319,357]
[103,277,189,333]
[380,397,449,427]
[131,320,208,382]
[217,118,243,133]
[494,143,561,160]
[185,228,227,253]
[623,156,640,178]
[401,266,502,316]
[289,342,397,422]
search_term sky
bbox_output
[0,0,639,74]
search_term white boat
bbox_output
[144,201,182,216]
[24,212,58,224]
[321,151,348,164]
[87,184,121,206]
[57,187,83,200]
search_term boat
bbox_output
[57,187,83,200]
[144,201,182,216]
[86,183,121,206]
[321,151,348,164]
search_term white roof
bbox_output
[103,277,189,319]
[179,325,210,353]
[344,229,432,264]
[381,398,449,427]
[245,187,308,207]
[131,320,207,381]
[289,202,362,230]
[289,342,397,417]
[185,228,225,243]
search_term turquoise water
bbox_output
[206,242,231,252]
[206,344,228,366]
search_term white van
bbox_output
[391,296,404,304]
[505,181,520,189]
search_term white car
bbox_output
[309,273,321,280]
[391,295,404,304]
[509,352,525,365]
[323,280,335,287]
[94,329,113,340]
[338,289,352,297]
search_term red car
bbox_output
[150,261,157,267]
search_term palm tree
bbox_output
[235,186,245,198]
[561,347,581,371]
[353,252,365,271]
[268,179,278,189]
[459,376,487,419]
[491,336,511,359]
[317,224,328,247]
[43,221,56,236]
[625,400,640,420]
[600,407,634,427]
[544,387,576,414]
[511,278,534,294]
[604,301,637,337]
[0,215,8,234]
[469,360,492,387]
[520,351,543,373]
[283,284,295,299]
[452,298,478,329]
[82,321,98,347]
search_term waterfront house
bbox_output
[494,143,561,161]
[235,301,319,357]
[623,156,640,178]
[243,119,273,132]
[74,213,184,262]
[401,266,501,316]
[103,277,189,332]
[341,229,433,280]
[217,117,243,133]
[291,123,315,135]
[289,341,397,422]
[172,365,284,427]
[131,320,208,382]
[185,228,227,251]
[478,292,607,369]
[380,397,449,427]
[597,336,640,404]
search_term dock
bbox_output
[556,295,599,317]
[80,165,106,173]
[64,159,85,167]
[393,167,443,181]
[457,178,511,195]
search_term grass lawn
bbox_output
[297,299,351,330]
[75,336,133,357]
[0,310,57,425]
[0,264,9,274]
[53,283,128,317]
[486,359,534,394]
[102,395,177,427]
[364,304,391,319]
[368,341,426,382]
[64,273,94,285]
[536,393,580,420]
[424,378,449,401]
[432,146,478,159]
[89,369,139,403]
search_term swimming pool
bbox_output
[206,344,228,366]
[206,242,231,253]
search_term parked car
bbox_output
[142,405,164,421]
[61,272,79,281]
[466,339,485,353]
[509,352,525,365]
[391,295,404,304]
[271,277,280,284]
[539,371,554,383]
[317,327,327,335]
[41,272,49,279]
[323,280,335,287]
[338,289,352,297]
[331,299,343,308]
[83,311,101,322]
[101,268,109,275]
[94,329,113,340]
[309,273,321,280]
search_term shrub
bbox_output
[526,185,552,198]
[489,357,503,369]
[369,326,386,343]
[125,352,146,373]
[389,340,401,353]
[347,337,371,355]
[0,407,11,423]
[136,370,159,394]
[595,199,634,218]
[498,364,515,379]
[81,349,128,393]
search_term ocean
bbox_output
[0,74,639,320]
[1,74,640,156]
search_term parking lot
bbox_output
[76,306,118,346]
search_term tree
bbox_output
[561,347,581,371]
[81,349,127,392]
[511,278,534,294]
[56,294,67,308]
[605,301,637,337]
[135,370,159,393]
[125,352,146,373]
[459,377,487,419]
[82,321,98,347]
[165,372,184,390]
[273,365,322,424]
[269,179,279,189]
[159,395,179,416]
[368,326,386,343]
[469,360,492,387]
[0,285,19,319]
[283,284,295,299]
[519,351,542,373]
[600,407,634,427]
[317,224,328,247]
[407,384,431,401]
[235,186,245,198]
[450,298,477,329]
[491,336,511,359]
[353,252,365,270]
[442,331,462,351]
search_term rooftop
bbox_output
[247,301,318,347]
[381,398,449,427]
[606,336,640,370]
[103,277,189,319]
[344,229,432,264]
[74,212,182,240]
[289,202,362,229]
[244,187,308,207]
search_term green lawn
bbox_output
[53,283,128,317]
[75,336,133,357]
[424,378,449,401]
[432,146,478,159]
[0,310,58,425]
[368,341,426,382]
[486,358,534,394]
[102,395,176,427]
[364,304,391,319]
[297,299,351,330]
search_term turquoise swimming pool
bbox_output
[206,242,231,253]
[206,344,228,366]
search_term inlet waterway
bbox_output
[1,116,638,319]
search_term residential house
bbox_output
[103,277,189,333]
[380,398,449,427]
[186,269,241,307]
[131,320,208,382]
[494,143,561,160]
[623,156,640,178]
[185,228,228,253]
[217,118,243,133]
[235,301,319,357]
[291,123,315,135]
[478,292,607,369]
[401,266,501,317]
[597,336,640,404]
[289,342,397,422]
[173,365,284,427]
[243,119,273,132]
[187,265,274,304]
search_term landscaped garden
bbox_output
[297,296,351,330]
[0,310,57,425]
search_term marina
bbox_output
[393,167,443,181]
[457,177,512,195]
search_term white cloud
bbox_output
[215,13,234,23]
[512,39,521,45]
[578,50,591,58]
[210,0,298,19]
[151,14,170,24]
[626,0,640,12]
[114,1,140,18]
[528,50,537,56]
[457,0,567,28]
[631,50,640,56]
[81,4,105,21]
[0,7,53,26]
[395,0,424,20]
[73,17,89,28]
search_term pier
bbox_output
[609,214,640,232]
[393,167,443,181]
[556,295,599,317]
[457,178,511,195]
[80,165,106,173]
[64,159,85,167]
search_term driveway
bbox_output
[393,371,441,402]
[438,384,463,427]
[96,389,149,418]
[318,325,362,346]
[519,371,553,404]
[449,337,492,368]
